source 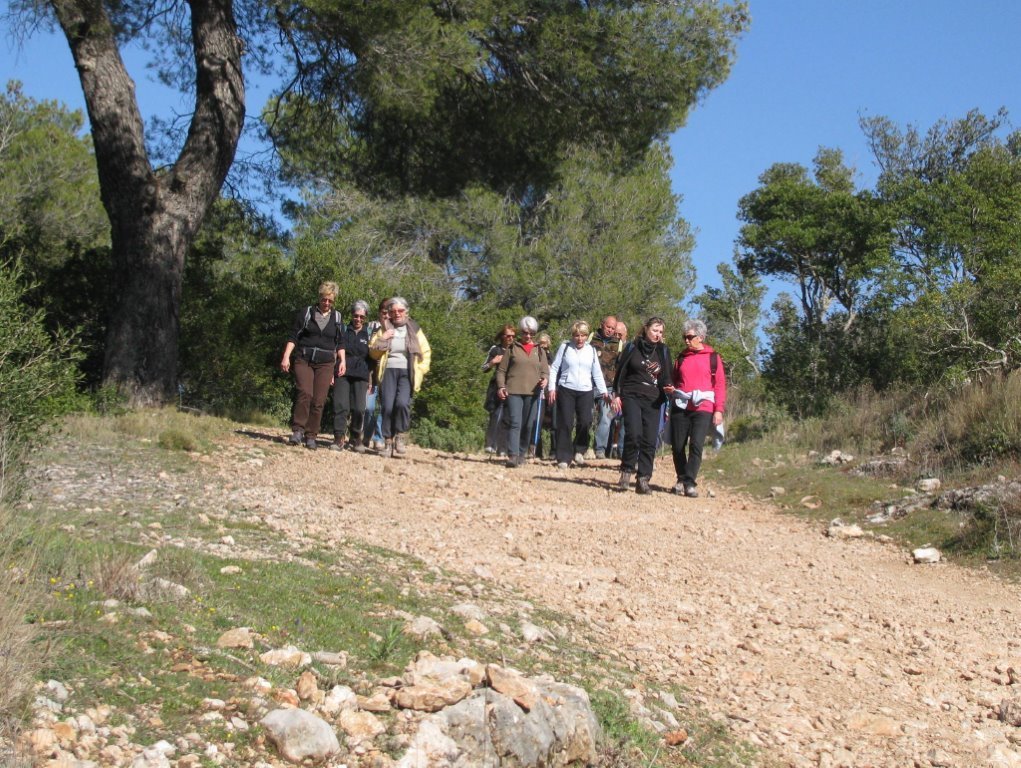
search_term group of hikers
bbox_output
[482,314,726,496]
[281,282,726,496]
[280,283,429,459]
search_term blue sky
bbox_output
[670,0,1021,297]
[4,1,1021,299]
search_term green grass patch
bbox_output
[710,431,1021,581]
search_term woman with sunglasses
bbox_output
[330,299,372,452]
[368,296,431,458]
[483,324,516,455]
[494,316,549,467]
[669,319,727,497]
[362,298,392,451]
[280,281,346,449]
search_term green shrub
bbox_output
[0,261,82,502]
[412,417,485,453]
[158,428,200,452]
[0,261,81,749]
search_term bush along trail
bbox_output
[13,411,1021,767]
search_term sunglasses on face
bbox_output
[684,334,698,340]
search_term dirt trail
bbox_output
[220,436,1021,767]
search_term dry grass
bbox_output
[91,551,144,603]
[0,506,44,756]
[61,408,235,453]
[0,425,51,760]
[0,561,41,717]
[735,372,1021,482]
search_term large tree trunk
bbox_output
[51,0,245,405]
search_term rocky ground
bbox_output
[216,432,1021,768]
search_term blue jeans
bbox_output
[505,393,538,459]
[594,398,616,455]
[363,388,383,444]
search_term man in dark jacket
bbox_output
[590,315,621,458]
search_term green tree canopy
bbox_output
[863,110,1021,381]
[17,0,746,403]
[269,0,748,196]
[737,147,892,333]
[0,81,108,270]
[691,252,764,381]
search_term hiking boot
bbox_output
[617,470,633,491]
[329,438,345,452]
[287,429,303,446]
[584,448,596,460]
[557,462,570,470]
[393,433,407,457]
[673,482,686,496]
[383,438,393,457]
[353,442,366,454]
[304,436,318,450]
[506,454,523,468]
[573,452,586,466]
[684,484,699,498]
[370,438,385,452]
[636,476,651,494]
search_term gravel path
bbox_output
[221,435,1021,768]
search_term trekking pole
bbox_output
[533,391,543,449]
[492,401,504,459]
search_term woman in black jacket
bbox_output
[611,316,672,494]
[331,299,372,452]
[280,282,346,449]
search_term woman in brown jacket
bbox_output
[494,316,549,467]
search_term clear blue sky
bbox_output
[4,1,1021,299]
[670,0,1021,297]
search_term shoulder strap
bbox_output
[334,310,344,340]
[302,306,313,332]
[710,352,718,387]
[554,342,569,383]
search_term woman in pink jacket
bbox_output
[669,319,726,497]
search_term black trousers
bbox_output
[554,387,595,464]
[670,409,713,486]
[332,376,368,440]
[620,395,660,479]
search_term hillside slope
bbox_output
[226,435,1021,768]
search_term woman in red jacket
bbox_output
[669,319,726,497]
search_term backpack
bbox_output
[302,305,343,333]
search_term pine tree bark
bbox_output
[51,0,245,405]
